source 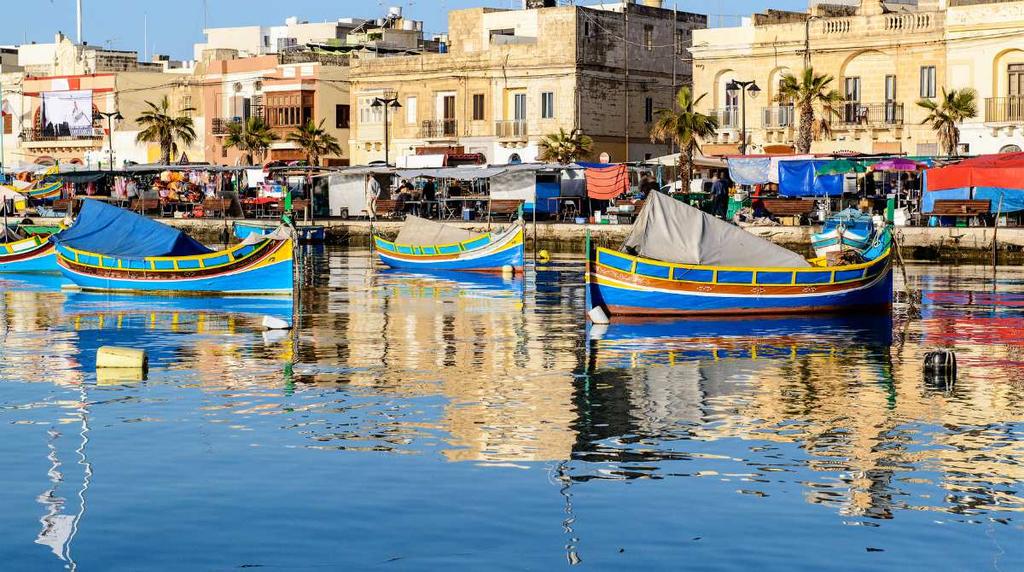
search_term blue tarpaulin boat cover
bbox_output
[778,160,843,197]
[52,199,212,259]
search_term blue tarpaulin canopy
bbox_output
[921,171,1024,213]
[727,157,772,185]
[778,160,844,197]
[52,199,212,259]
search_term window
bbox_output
[180,95,193,118]
[406,96,417,124]
[643,25,654,51]
[263,35,270,48]
[844,77,861,123]
[359,97,384,124]
[514,93,527,121]
[920,66,936,98]
[472,94,485,121]
[644,97,654,123]
[675,29,687,56]
[885,75,897,123]
[541,92,554,119]
[584,21,590,37]
[1008,64,1024,97]
[336,104,350,129]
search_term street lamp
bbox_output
[371,96,402,166]
[98,110,123,171]
[726,80,760,155]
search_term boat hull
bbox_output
[0,238,58,273]
[374,224,525,273]
[811,229,873,257]
[234,222,326,243]
[587,241,893,317]
[55,239,294,295]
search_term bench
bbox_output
[761,199,817,217]
[51,198,72,214]
[201,197,232,217]
[131,198,162,215]
[928,200,991,217]
[374,199,405,219]
[290,199,309,218]
[486,199,523,221]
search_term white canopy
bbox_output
[622,191,810,268]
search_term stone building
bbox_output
[199,54,351,166]
[348,1,705,166]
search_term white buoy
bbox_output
[262,315,292,330]
[96,346,148,370]
[588,306,610,325]
[501,264,514,276]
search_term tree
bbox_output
[286,119,343,166]
[224,117,279,166]
[649,87,719,185]
[778,67,844,154]
[917,87,978,156]
[538,128,593,164]
[135,96,197,164]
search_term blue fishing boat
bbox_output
[374,216,525,273]
[51,200,293,295]
[586,192,893,318]
[0,235,58,273]
[811,208,876,257]
[234,221,326,243]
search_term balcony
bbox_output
[419,119,458,139]
[495,120,528,139]
[21,127,105,144]
[708,108,739,129]
[762,105,796,129]
[835,102,903,127]
[212,118,241,135]
[985,97,1024,123]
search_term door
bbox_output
[442,95,456,136]
[844,77,861,123]
[513,93,527,121]
[1009,64,1024,121]
[884,75,896,123]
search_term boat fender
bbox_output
[262,315,292,330]
[96,347,148,371]
[923,349,956,375]
[538,250,551,263]
[501,264,514,276]
[588,306,610,325]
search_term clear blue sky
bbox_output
[2,0,805,60]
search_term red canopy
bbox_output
[926,152,1024,191]
[586,165,629,200]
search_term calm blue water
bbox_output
[1,251,1022,570]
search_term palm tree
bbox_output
[649,87,718,185]
[538,128,593,164]
[224,117,279,166]
[286,119,343,166]
[135,96,196,164]
[917,87,978,156]
[778,67,844,154]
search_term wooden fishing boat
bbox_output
[0,235,58,273]
[234,220,325,243]
[811,208,876,257]
[374,216,525,273]
[24,180,63,200]
[586,192,893,318]
[52,200,293,295]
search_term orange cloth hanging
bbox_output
[586,165,629,200]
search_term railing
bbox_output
[762,105,796,128]
[836,102,903,126]
[985,97,1024,123]
[419,119,458,139]
[708,108,739,129]
[495,120,528,139]
[22,127,104,143]
[212,118,242,135]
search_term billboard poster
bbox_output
[42,90,94,137]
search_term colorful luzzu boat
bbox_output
[0,235,58,272]
[586,192,893,318]
[374,216,525,273]
[234,220,326,243]
[51,200,293,295]
[811,208,876,257]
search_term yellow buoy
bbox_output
[538,250,551,263]
[96,346,149,371]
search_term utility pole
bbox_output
[623,3,630,163]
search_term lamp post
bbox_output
[371,96,402,166]
[98,110,123,172]
[726,80,760,155]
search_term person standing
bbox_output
[710,172,729,220]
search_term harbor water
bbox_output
[0,248,1022,570]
